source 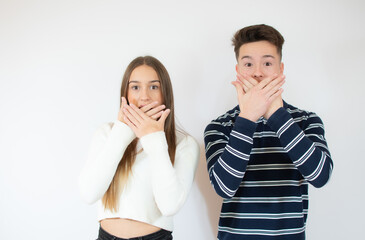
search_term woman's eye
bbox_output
[150,85,159,90]
[131,86,139,90]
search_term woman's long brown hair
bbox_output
[102,56,176,212]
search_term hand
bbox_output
[139,101,166,120]
[263,92,283,120]
[236,72,259,93]
[236,73,285,120]
[117,97,128,123]
[232,74,285,122]
[118,97,166,123]
[123,103,170,138]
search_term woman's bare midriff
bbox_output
[100,218,161,238]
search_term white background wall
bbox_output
[1,0,364,239]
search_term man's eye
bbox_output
[264,62,272,66]
[245,63,252,67]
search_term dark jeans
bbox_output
[97,226,173,240]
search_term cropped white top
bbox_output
[78,121,200,231]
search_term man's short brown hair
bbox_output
[232,24,285,60]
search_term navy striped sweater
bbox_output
[204,101,333,240]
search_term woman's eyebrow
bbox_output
[128,80,140,84]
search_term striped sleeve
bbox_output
[267,108,334,188]
[204,116,257,198]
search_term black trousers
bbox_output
[97,226,173,240]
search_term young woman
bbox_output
[79,56,199,240]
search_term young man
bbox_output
[204,24,333,240]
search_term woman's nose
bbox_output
[140,87,150,100]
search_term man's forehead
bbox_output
[239,41,278,53]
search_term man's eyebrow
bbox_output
[241,55,275,60]
[241,56,252,60]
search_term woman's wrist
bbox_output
[140,131,167,153]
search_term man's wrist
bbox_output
[239,112,258,122]
[266,107,290,131]
[264,107,279,120]
[264,98,283,119]
[264,106,279,119]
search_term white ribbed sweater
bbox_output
[78,121,200,231]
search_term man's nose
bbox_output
[253,66,263,78]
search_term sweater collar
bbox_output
[283,100,288,109]
[236,99,289,112]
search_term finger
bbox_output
[118,97,127,122]
[240,79,250,93]
[234,77,248,93]
[231,81,243,97]
[268,88,284,103]
[158,109,171,124]
[124,114,138,131]
[231,81,245,98]
[151,111,164,120]
[119,97,127,112]
[128,103,146,121]
[241,81,249,93]
[236,72,245,83]
[237,74,251,89]
[240,73,259,87]
[240,78,255,93]
[140,101,158,113]
[258,73,279,89]
[123,107,141,126]
[263,75,285,95]
[145,104,166,117]
[266,79,285,98]
[121,97,127,108]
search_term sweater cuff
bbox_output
[234,116,257,136]
[266,107,291,132]
[112,120,136,142]
[140,131,168,154]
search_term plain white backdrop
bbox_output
[1,0,364,239]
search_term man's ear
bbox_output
[235,64,238,73]
[280,62,284,74]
